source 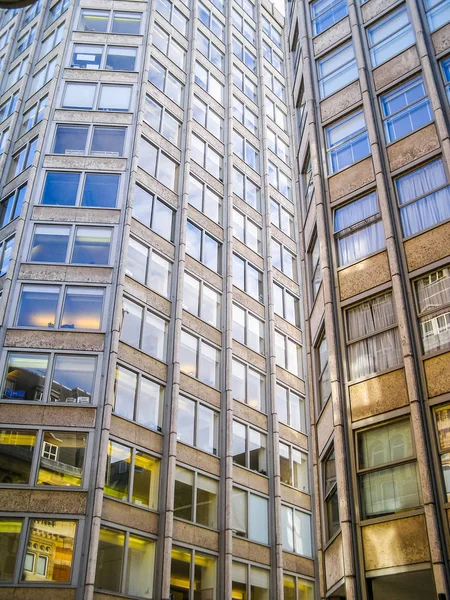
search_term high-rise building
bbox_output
[287,0,450,596]
[0,1,315,599]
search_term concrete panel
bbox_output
[179,373,221,408]
[362,0,399,22]
[182,311,221,346]
[349,368,409,421]
[280,485,311,511]
[272,268,300,295]
[313,18,351,56]
[373,46,420,91]
[233,194,263,226]
[338,251,391,301]
[404,221,450,272]
[124,277,172,317]
[329,157,375,202]
[387,124,439,172]
[309,287,324,340]
[32,206,121,224]
[102,498,158,534]
[176,442,220,476]
[187,204,224,242]
[317,399,334,455]
[362,515,430,571]
[424,352,450,398]
[185,255,222,290]
[233,400,268,430]
[232,340,265,372]
[19,264,113,284]
[0,489,87,514]
[118,343,167,382]
[55,109,133,126]
[282,551,315,577]
[232,538,271,564]
[232,286,265,319]
[274,315,302,344]
[432,21,450,54]
[279,422,308,450]
[173,520,219,551]
[275,366,305,394]
[2,589,76,600]
[233,237,264,270]
[324,533,344,590]
[110,415,163,454]
[129,218,175,259]
[5,330,105,352]
[320,81,361,122]
[0,404,96,428]
[233,465,269,494]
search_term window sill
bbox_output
[323,528,341,551]
[336,247,387,273]
[103,495,158,515]
[111,411,163,436]
[372,43,416,70]
[346,363,404,386]
[233,462,268,479]
[384,119,435,149]
[402,214,450,243]
[173,517,218,533]
[359,506,424,527]
[311,15,348,41]
[327,151,372,179]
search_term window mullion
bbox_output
[121,531,130,594]
[14,515,30,583]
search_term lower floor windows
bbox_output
[415,267,450,354]
[177,395,219,455]
[323,447,339,540]
[232,561,270,600]
[281,505,312,557]
[170,546,217,600]
[232,487,269,545]
[174,466,219,529]
[434,403,450,502]
[95,525,156,598]
[283,573,314,600]
[232,358,265,412]
[0,518,77,583]
[357,419,421,519]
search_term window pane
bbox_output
[72,227,111,265]
[122,299,142,347]
[249,494,268,544]
[233,421,247,467]
[37,431,86,486]
[50,355,96,404]
[90,127,125,156]
[180,331,197,378]
[178,396,195,445]
[95,526,124,593]
[197,403,217,454]
[82,173,120,208]
[0,429,36,484]
[105,441,131,500]
[196,474,218,528]
[174,466,194,521]
[142,311,166,360]
[198,342,219,387]
[17,285,59,328]
[137,377,163,432]
[22,520,76,583]
[125,535,155,598]
[132,451,159,510]
[30,225,70,263]
[0,519,22,582]
[361,463,421,518]
[53,125,88,154]
[105,47,136,71]
[114,365,136,421]
[98,85,131,112]
[2,353,48,401]
[148,252,171,298]
[61,287,104,330]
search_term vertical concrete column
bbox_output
[297,1,359,598]
[349,1,450,595]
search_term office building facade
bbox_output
[287,0,450,597]
[0,1,315,599]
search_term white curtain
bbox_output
[348,294,402,379]
[338,221,385,265]
[416,269,450,313]
[334,192,378,231]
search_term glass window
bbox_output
[346,293,402,380]
[276,384,306,432]
[280,442,309,492]
[273,283,300,327]
[272,239,296,280]
[357,419,420,518]
[194,61,224,104]
[317,334,331,408]
[414,267,450,354]
[132,186,174,242]
[311,0,347,34]
[232,209,262,254]
[198,1,225,40]
[41,172,119,208]
[188,174,222,223]
[283,574,314,600]
[192,96,223,141]
[233,65,258,103]
[148,58,184,105]
[441,56,450,102]
[114,364,163,431]
[37,431,86,487]
[334,192,385,266]
[121,297,167,361]
[95,526,156,597]
[434,403,450,502]
[326,111,370,173]
[424,0,450,32]
[156,0,187,35]
[170,547,217,600]
[143,96,181,146]
[232,487,269,544]
[281,505,312,556]
[367,7,415,67]
[29,225,111,265]
[270,199,294,238]
[177,395,219,455]
[183,272,221,328]
[275,331,302,378]
[232,358,265,412]
[7,138,37,180]
[174,466,218,528]
[323,447,339,539]
[180,330,220,389]
[233,169,260,211]
[232,253,263,301]
[232,421,267,475]
[112,11,141,34]
[186,221,221,273]
[232,303,264,353]
[191,134,223,180]
[152,24,185,69]
[396,158,450,237]
[19,95,46,135]
[268,161,292,199]
[318,42,357,99]
[381,77,432,143]
[198,30,224,70]
[0,518,22,581]
[138,137,179,191]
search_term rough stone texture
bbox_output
[404,221,450,271]
[136,168,178,208]
[233,465,269,495]
[110,415,163,454]
[179,373,221,408]
[338,251,391,300]
[373,46,420,90]
[324,533,344,590]
[274,315,302,344]
[387,124,439,172]
[279,423,308,450]
[276,366,305,394]
[187,203,224,242]
[43,155,127,172]
[232,538,271,564]
[313,17,351,56]
[282,552,315,577]
[19,264,113,284]
[362,0,399,22]
[233,237,264,271]
[102,498,158,534]
[55,109,133,126]
[349,368,409,421]
[172,520,219,551]
[32,206,121,224]
[272,225,297,255]
[329,157,375,202]
[5,330,105,352]
[64,67,138,85]
[317,399,334,455]
[182,310,222,347]
[232,286,265,318]
[280,485,311,511]
[0,404,96,427]
[124,277,171,318]
[143,122,182,163]
[272,268,299,295]
[424,352,450,398]
[130,219,175,259]
[233,400,268,430]
[176,442,220,476]
[185,255,222,290]
[117,343,167,382]
[432,21,450,54]
[232,340,266,371]
[1,589,76,600]
[362,515,430,571]
[321,81,362,122]
[233,194,263,227]
[0,489,87,514]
